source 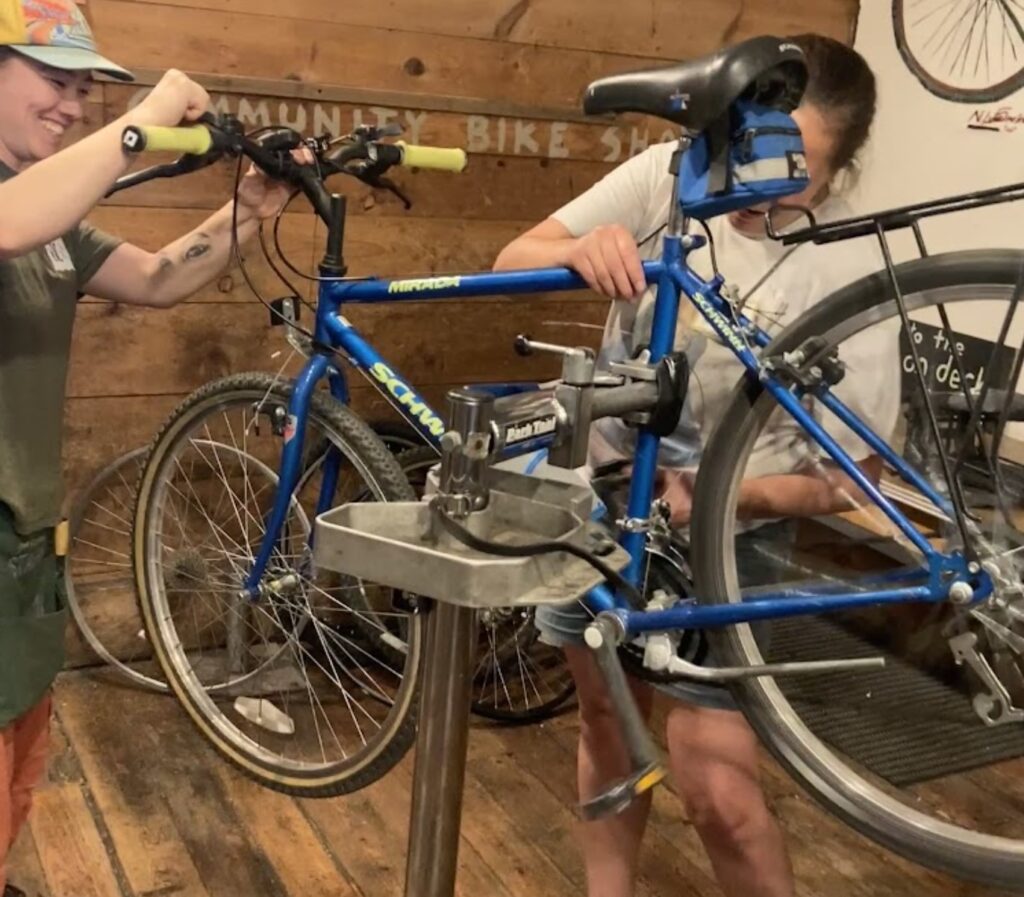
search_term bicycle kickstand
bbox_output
[579,612,667,820]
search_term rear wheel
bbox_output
[691,250,1024,887]
[66,447,167,691]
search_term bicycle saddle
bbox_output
[583,35,808,132]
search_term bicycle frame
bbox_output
[242,221,989,635]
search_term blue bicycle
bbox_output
[126,36,1024,887]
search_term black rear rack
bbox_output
[770,180,1024,246]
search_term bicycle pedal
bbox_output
[578,762,666,821]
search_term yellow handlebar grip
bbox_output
[121,124,213,155]
[396,141,468,172]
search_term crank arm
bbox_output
[581,615,666,820]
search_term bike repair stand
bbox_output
[313,358,671,897]
[403,389,487,897]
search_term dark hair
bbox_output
[787,33,876,172]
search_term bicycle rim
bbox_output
[691,250,1024,887]
[134,374,422,797]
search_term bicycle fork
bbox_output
[242,352,334,598]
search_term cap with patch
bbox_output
[0,0,132,81]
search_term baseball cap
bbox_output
[0,0,132,81]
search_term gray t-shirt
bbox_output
[0,162,122,533]
[552,141,900,478]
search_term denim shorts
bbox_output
[535,520,797,711]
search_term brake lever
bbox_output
[368,175,412,210]
[105,150,222,198]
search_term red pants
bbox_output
[0,694,51,890]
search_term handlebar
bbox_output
[121,123,215,155]
[394,141,467,172]
[111,115,469,222]
[120,120,467,171]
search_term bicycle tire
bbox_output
[893,0,1024,104]
[133,372,423,797]
[691,249,1024,887]
[65,446,168,692]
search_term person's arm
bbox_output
[82,161,299,307]
[493,146,670,300]
[660,455,884,525]
[0,69,209,259]
[736,455,884,519]
[494,217,646,299]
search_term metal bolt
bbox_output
[948,581,974,605]
[968,561,981,574]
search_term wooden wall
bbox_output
[65,0,859,497]
[60,0,858,668]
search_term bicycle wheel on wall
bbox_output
[691,250,1024,887]
[66,447,168,692]
[133,372,423,798]
[893,0,1024,103]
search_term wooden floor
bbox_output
[8,671,1022,897]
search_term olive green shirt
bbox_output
[0,160,122,725]
[0,160,122,534]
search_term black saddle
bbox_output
[583,36,808,133]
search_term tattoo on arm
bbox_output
[154,254,174,281]
[183,231,212,263]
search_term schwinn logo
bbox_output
[505,415,557,444]
[778,42,803,54]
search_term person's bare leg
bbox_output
[565,645,654,897]
[665,701,793,897]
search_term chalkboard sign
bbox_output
[899,320,1016,396]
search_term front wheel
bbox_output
[133,372,422,797]
[691,250,1024,888]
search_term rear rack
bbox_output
[770,180,1024,247]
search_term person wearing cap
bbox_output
[0,2,300,892]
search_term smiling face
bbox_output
[0,51,92,170]
[726,104,838,240]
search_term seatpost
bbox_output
[667,135,693,238]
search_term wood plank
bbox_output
[123,0,857,59]
[54,676,209,897]
[102,152,613,222]
[42,669,1024,897]
[299,756,514,897]
[6,823,50,897]
[55,675,285,896]
[66,295,605,399]
[31,783,123,897]
[104,83,661,165]
[89,0,655,112]
[487,716,723,897]
[63,394,180,501]
[217,771,358,897]
[82,208,531,299]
